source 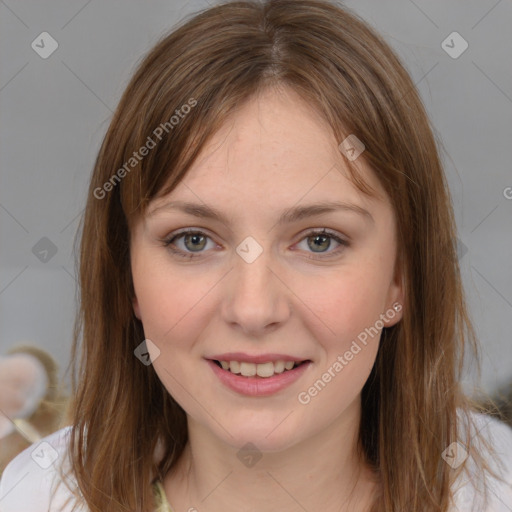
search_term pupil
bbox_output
[310,234,329,252]
[186,233,206,252]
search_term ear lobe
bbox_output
[132,296,141,320]
[384,266,404,327]
[384,293,404,328]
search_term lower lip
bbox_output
[206,359,312,396]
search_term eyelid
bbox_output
[293,228,349,259]
[161,228,219,257]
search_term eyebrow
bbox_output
[147,200,374,225]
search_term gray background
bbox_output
[1,0,511,396]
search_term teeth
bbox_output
[218,360,304,378]
[239,362,257,377]
[273,361,285,374]
[256,362,274,377]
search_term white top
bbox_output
[1,411,511,511]
[0,426,85,512]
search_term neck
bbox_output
[163,397,378,512]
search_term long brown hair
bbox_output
[60,0,498,510]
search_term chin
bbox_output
[211,414,306,452]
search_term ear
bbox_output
[383,259,404,327]
[132,295,141,320]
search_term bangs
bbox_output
[118,80,384,233]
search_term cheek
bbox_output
[132,258,218,351]
[131,264,211,406]
[295,270,385,415]
[297,263,390,347]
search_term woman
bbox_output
[1,0,511,510]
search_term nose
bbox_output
[220,244,291,337]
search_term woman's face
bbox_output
[130,86,403,452]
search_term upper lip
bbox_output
[207,353,310,364]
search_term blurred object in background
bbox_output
[476,380,512,428]
[0,343,69,476]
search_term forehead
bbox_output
[149,86,388,216]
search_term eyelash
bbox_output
[160,228,349,261]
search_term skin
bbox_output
[130,84,404,512]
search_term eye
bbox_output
[161,228,348,260]
[161,229,218,260]
[294,228,348,260]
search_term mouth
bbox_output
[210,359,311,378]
[207,357,313,396]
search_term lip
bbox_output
[207,352,308,364]
[207,359,312,396]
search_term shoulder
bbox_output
[451,409,512,512]
[0,425,86,512]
